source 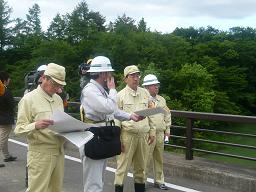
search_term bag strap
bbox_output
[106,120,115,127]
[80,105,85,122]
[80,105,105,124]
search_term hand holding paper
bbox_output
[49,110,94,148]
[130,113,145,122]
[50,110,93,133]
[134,107,166,117]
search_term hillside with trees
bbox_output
[1,0,256,116]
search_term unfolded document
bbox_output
[134,107,167,117]
[49,110,94,149]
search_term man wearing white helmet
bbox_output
[24,65,47,95]
[143,74,171,190]
[35,65,47,84]
[80,56,142,192]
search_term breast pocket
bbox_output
[123,103,134,113]
[138,98,149,110]
[33,105,52,121]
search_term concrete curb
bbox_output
[162,152,256,192]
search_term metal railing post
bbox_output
[186,118,193,160]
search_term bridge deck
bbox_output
[1,134,255,192]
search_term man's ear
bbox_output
[124,76,128,83]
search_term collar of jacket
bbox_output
[37,85,55,103]
[125,85,140,97]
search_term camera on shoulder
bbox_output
[79,63,90,75]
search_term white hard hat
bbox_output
[142,74,160,86]
[87,56,114,73]
[37,65,47,72]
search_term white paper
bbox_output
[50,110,94,133]
[134,107,166,117]
[61,131,94,149]
[49,110,94,148]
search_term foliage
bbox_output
[25,3,42,35]
[0,0,256,117]
[0,0,13,52]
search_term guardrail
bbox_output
[169,110,256,161]
[15,97,256,162]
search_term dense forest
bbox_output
[1,0,256,116]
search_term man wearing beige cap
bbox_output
[15,63,66,192]
[114,65,156,192]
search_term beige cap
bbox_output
[44,63,66,85]
[124,65,140,77]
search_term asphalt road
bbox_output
[0,137,233,192]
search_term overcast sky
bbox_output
[6,0,256,33]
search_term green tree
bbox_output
[47,14,67,40]
[137,18,148,32]
[10,18,27,48]
[0,1,255,116]
[194,38,250,114]
[66,1,105,43]
[229,27,256,40]
[113,14,137,34]
[173,26,199,42]
[0,0,12,52]
[25,3,42,35]
[173,63,215,112]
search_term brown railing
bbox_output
[169,110,256,161]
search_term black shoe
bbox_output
[154,183,169,190]
[0,163,5,167]
[115,185,123,192]
[134,183,145,192]
[4,156,17,162]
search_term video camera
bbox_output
[79,62,90,76]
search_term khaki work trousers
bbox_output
[0,124,12,159]
[145,131,165,184]
[114,131,150,185]
[26,149,64,192]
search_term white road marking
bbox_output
[9,138,201,192]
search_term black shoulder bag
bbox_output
[84,121,121,160]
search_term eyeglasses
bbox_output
[48,78,64,89]
[128,73,141,79]
[152,84,160,88]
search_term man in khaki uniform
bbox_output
[143,74,171,190]
[114,65,155,192]
[15,63,66,192]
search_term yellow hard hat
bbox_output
[87,59,93,65]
